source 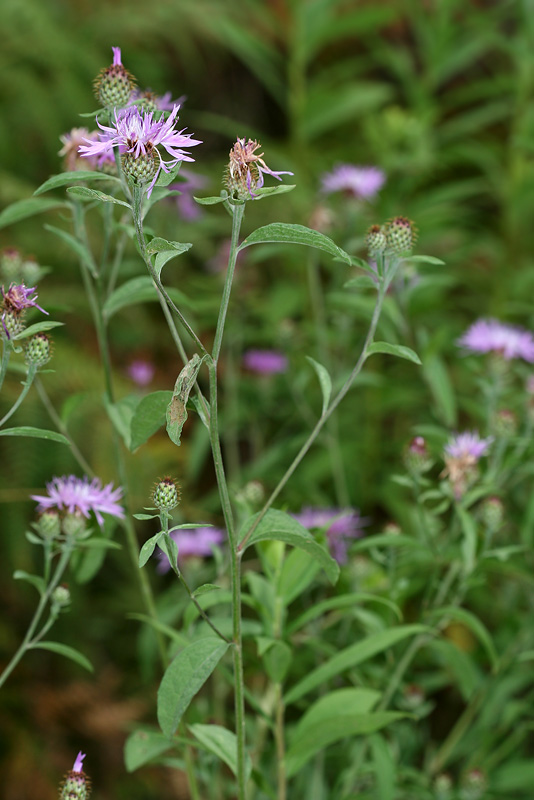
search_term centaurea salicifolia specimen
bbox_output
[31,474,125,527]
[457,318,534,362]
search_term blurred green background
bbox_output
[2,0,534,797]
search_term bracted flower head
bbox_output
[1,283,48,339]
[225,138,293,200]
[442,431,492,499]
[385,216,417,254]
[157,526,225,572]
[457,318,534,362]
[25,332,52,367]
[94,46,136,109]
[59,751,91,799]
[365,224,387,256]
[153,476,181,511]
[130,87,186,114]
[320,164,385,199]
[31,475,124,528]
[79,105,201,198]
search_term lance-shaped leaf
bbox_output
[305,356,332,414]
[103,275,192,319]
[366,341,422,365]
[238,223,352,264]
[124,728,174,772]
[12,321,64,340]
[189,724,252,780]
[166,354,203,446]
[158,638,229,737]
[239,509,339,585]
[28,641,93,672]
[129,390,173,452]
[146,237,193,279]
[67,185,132,208]
[0,427,69,445]
[34,170,121,195]
[0,198,69,229]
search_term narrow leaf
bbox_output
[139,532,163,568]
[250,184,296,200]
[146,238,193,279]
[305,356,332,414]
[370,733,396,800]
[367,342,422,365]
[407,255,446,265]
[103,275,192,319]
[238,223,352,264]
[29,641,93,672]
[166,354,203,446]
[129,390,173,451]
[194,193,228,205]
[67,185,131,208]
[124,728,174,772]
[239,509,339,585]
[13,570,45,595]
[0,198,69,229]
[287,592,402,635]
[34,171,121,195]
[13,321,64,340]
[0,427,69,445]
[189,723,252,780]
[157,638,229,737]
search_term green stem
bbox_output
[0,537,74,689]
[34,377,94,475]
[0,364,36,427]
[240,282,387,551]
[212,204,244,363]
[274,682,287,800]
[0,340,11,392]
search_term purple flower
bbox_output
[243,349,288,375]
[157,526,225,573]
[293,506,367,564]
[444,431,493,460]
[72,752,86,772]
[457,319,534,362]
[2,283,47,315]
[127,359,155,386]
[226,138,293,199]
[320,165,386,199]
[31,475,124,528]
[79,105,201,198]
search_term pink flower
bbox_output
[127,359,155,386]
[444,431,492,460]
[243,349,288,375]
[72,752,86,772]
[457,319,534,362]
[320,165,385,199]
[79,105,201,197]
[157,526,225,572]
[293,507,367,564]
[32,475,124,528]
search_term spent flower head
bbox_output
[32,475,124,528]
[293,507,367,564]
[157,526,225,572]
[320,164,385,199]
[79,105,201,198]
[225,138,293,200]
[1,283,48,339]
[457,318,534,362]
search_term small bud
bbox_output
[25,333,52,367]
[385,216,417,254]
[52,584,71,608]
[404,436,432,474]
[62,510,87,537]
[242,480,265,506]
[433,773,453,799]
[490,408,517,438]
[59,751,92,800]
[383,521,402,535]
[153,477,181,511]
[121,148,159,188]
[460,768,486,800]
[401,683,425,710]
[1,309,25,339]
[480,496,504,530]
[37,509,61,539]
[365,224,387,256]
[94,46,136,109]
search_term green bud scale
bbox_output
[365,224,387,256]
[37,508,61,539]
[121,149,159,187]
[25,333,52,366]
[94,47,135,110]
[153,477,181,511]
[59,769,91,800]
[1,309,25,338]
[385,216,417,254]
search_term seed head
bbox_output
[94,46,136,109]
[153,477,181,511]
[385,216,417,254]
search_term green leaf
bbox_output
[13,321,64,340]
[103,275,192,319]
[193,583,222,597]
[0,198,69,229]
[239,509,339,585]
[278,548,320,605]
[457,506,477,574]
[250,184,296,200]
[422,354,457,427]
[146,238,193,279]
[34,170,121,195]
[105,394,141,449]
[124,728,174,772]
[344,275,378,290]
[166,354,203,446]
[157,638,229,737]
[285,625,428,704]
[370,733,396,800]
[0,427,70,445]
[405,254,445,265]
[285,687,404,776]
[133,512,159,521]
[29,641,93,672]
[305,356,332,414]
[367,341,422,365]
[129,390,173,452]
[44,224,97,275]
[238,223,352,264]
[13,570,45,596]
[66,185,131,208]
[139,532,163,568]
[189,723,252,781]
[194,194,228,205]
[492,761,534,792]
[287,592,402,635]
[428,605,498,669]
[263,640,292,683]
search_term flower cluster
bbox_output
[457,318,534,362]
[32,475,124,528]
[293,507,367,564]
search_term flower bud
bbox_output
[365,224,387,256]
[480,496,504,530]
[433,773,453,799]
[121,149,159,188]
[62,510,87,537]
[1,309,25,339]
[403,436,432,474]
[37,509,61,539]
[460,768,486,800]
[385,216,417,254]
[21,257,41,286]
[94,47,135,109]
[25,333,52,367]
[52,584,71,608]
[153,477,181,511]
[59,752,91,800]
[490,408,517,438]
[401,683,425,710]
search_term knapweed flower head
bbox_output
[225,138,293,200]
[457,318,534,362]
[153,477,181,511]
[320,164,385,199]
[157,526,225,573]
[293,507,367,564]
[32,475,124,528]
[385,216,417,254]
[243,349,288,375]
[79,105,201,198]
[59,751,91,799]
[94,46,136,109]
[1,283,48,339]
[442,431,492,499]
